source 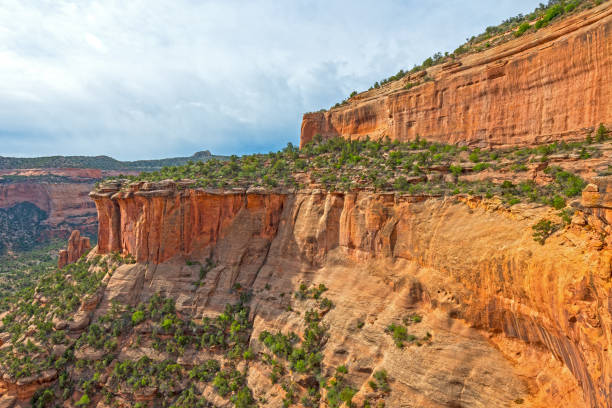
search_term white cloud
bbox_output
[0,0,539,159]
[84,33,108,54]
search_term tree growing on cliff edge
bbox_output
[596,123,608,142]
[532,219,560,245]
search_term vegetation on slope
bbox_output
[0,203,50,255]
[3,129,609,405]
[112,126,611,213]
[0,255,364,407]
[109,125,610,245]
[0,175,97,185]
[0,253,108,382]
[0,240,63,312]
[0,251,256,407]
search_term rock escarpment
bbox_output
[0,176,98,252]
[0,168,138,252]
[301,3,612,148]
[88,179,612,408]
[90,181,285,264]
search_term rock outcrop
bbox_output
[90,181,285,263]
[58,230,91,269]
[582,177,612,248]
[90,181,612,407]
[301,3,612,148]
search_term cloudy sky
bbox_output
[0,0,539,160]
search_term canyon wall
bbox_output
[90,181,285,263]
[301,3,612,148]
[91,180,612,407]
[0,168,140,251]
[0,182,97,241]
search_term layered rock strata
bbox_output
[90,180,612,407]
[0,182,97,239]
[301,3,612,148]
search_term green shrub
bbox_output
[393,176,410,191]
[532,219,559,245]
[213,373,230,396]
[31,388,55,408]
[75,394,90,406]
[596,123,608,142]
[515,22,531,37]
[386,323,409,347]
[565,0,580,12]
[473,163,490,172]
[232,387,255,408]
[373,369,391,393]
[559,208,574,226]
[319,298,334,310]
[131,310,145,325]
[549,195,566,210]
[535,4,564,30]
[449,165,462,176]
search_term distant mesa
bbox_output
[0,149,224,171]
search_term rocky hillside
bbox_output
[0,131,610,407]
[1,3,611,408]
[301,1,611,148]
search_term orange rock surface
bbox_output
[301,3,612,148]
[90,182,285,263]
[90,180,612,407]
[0,181,98,239]
[58,230,91,269]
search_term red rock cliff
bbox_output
[91,179,612,407]
[301,3,612,148]
[90,181,285,263]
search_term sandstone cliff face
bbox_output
[90,181,285,264]
[58,230,91,269]
[301,3,612,148]
[0,182,97,242]
[91,181,612,408]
